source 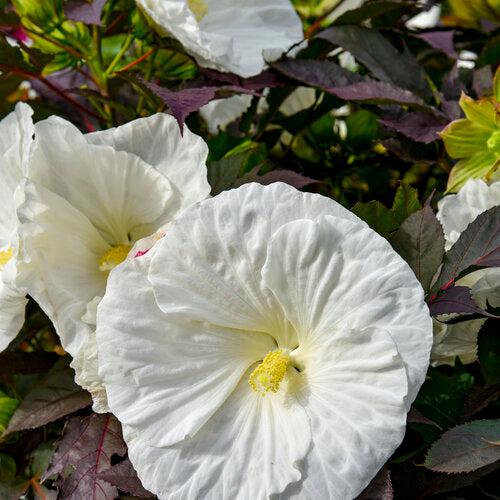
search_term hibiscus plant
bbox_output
[0,0,499,499]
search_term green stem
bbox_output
[105,34,134,76]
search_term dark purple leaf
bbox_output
[98,458,152,498]
[434,206,500,292]
[333,1,414,26]
[5,357,92,434]
[380,112,447,143]
[407,407,442,430]
[44,413,127,499]
[461,384,500,421]
[235,167,317,189]
[428,286,497,317]
[381,137,435,165]
[391,204,445,291]
[357,467,393,499]
[143,81,216,133]
[272,59,361,90]
[332,81,425,107]
[424,420,500,473]
[203,68,284,90]
[64,0,106,25]
[417,31,458,59]
[319,25,431,99]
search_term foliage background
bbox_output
[0,0,499,498]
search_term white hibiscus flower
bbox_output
[135,0,304,77]
[431,178,500,366]
[0,103,33,351]
[15,112,210,411]
[96,182,432,499]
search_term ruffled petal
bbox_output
[149,182,363,348]
[71,296,109,413]
[262,216,432,406]
[30,116,174,245]
[283,327,408,500]
[0,280,27,352]
[16,180,109,355]
[97,255,275,448]
[85,113,210,217]
[0,102,33,244]
[437,179,500,250]
[123,370,311,500]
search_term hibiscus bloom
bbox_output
[0,103,33,351]
[15,112,210,410]
[96,182,432,499]
[432,178,500,366]
[135,0,304,77]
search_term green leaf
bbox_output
[414,364,474,429]
[0,453,16,481]
[478,319,500,386]
[5,356,91,434]
[0,390,19,434]
[345,109,379,148]
[207,153,247,196]
[391,204,445,291]
[391,184,422,225]
[424,420,500,473]
[351,200,399,238]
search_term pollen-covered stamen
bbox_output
[249,349,290,395]
[187,0,208,21]
[99,245,131,272]
[0,247,13,270]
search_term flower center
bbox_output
[487,130,500,154]
[98,245,131,273]
[0,247,13,270]
[249,350,290,395]
[187,0,208,22]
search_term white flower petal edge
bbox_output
[97,183,431,499]
[15,112,209,409]
[432,179,500,365]
[136,0,303,77]
[0,103,33,351]
[437,179,500,250]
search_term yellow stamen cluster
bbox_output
[187,0,208,22]
[249,350,290,395]
[0,247,13,270]
[98,245,131,273]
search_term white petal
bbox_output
[85,113,210,216]
[0,102,33,244]
[136,0,303,77]
[199,95,253,134]
[437,179,500,250]
[97,256,275,448]
[124,370,311,500]
[16,180,109,355]
[30,116,174,244]
[279,87,317,117]
[71,296,110,413]
[0,280,27,351]
[431,318,482,366]
[149,182,363,348]
[284,327,408,500]
[262,216,432,406]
